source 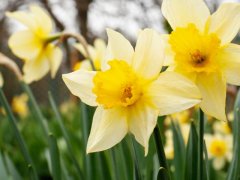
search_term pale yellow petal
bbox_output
[46,44,63,78]
[8,30,42,60]
[74,43,95,60]
[217,43,240,85]
[94,38,106,60]
[129,102,158,156]
[77,60,92,71]
[30,5,53,34]
[102,29,134,70]
[62,70,97,106]
[6,11,37,31]
[146,71,201,116]
[132,29,164,79]
[197,73,227,121]
[161,0,210,31]
[0,72,4,87]
[87,107,128,153]
[23,54,50,84]
[208,3,240,45]
[161,34,175,66]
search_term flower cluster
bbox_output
[6,0,240,156]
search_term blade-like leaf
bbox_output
[4,153,22,180]
[203,140,209,180]
[171,121,185,180]
[185,122,198,180]
[0,152,8,180]
[48,92,83,179]
[0,88,38,180]
[227,89,240,180]
[49,134,61,180]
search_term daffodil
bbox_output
[7,5,62,83]
[12,93,29,118]
[205,133,232,170]
[63,29,201,155]
[161,0,240,121]
[73,38,106,71]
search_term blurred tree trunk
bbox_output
[74,0,92,41]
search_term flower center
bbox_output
[169,24,221,73]
[209,139,227,157]
[93,60,142,108]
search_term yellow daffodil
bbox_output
[74,38,106,71]
[161,0,240,121]
[63,28,201,155]
[165,109,192,125]
[7,5,62,83]
[205,134,232,170]
[213,121,231,134]
[12,93,29,118]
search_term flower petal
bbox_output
[208,3,240,45]
[8,30,42,60]
[161,0,210,31]
[87,107,128,153]
[132,29,164,79]
[30,5,53,34]
[129,102,158,156]
[161,34,175,66]
[62,70,97,106]
[146,71,201,116]
[23,54,50,84]
[6,11,37,31]
[102,29,134,70]
[217,43,240,85]
[197,73,227,121]
[46,44,63,78]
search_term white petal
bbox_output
[217,43,240,85]
[161,0,210,31]
[87,107,128,153]
[129,102,158,156]
[132,29,164,79]
[197,73,227,121]
[62,70,97,106]
[146,71,201,116]
[208,3,240,45]
[102,29,134,70]
[23,54,50,84]
[213,157,225,170]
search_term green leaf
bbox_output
[21,82,49,138]
[185,122,198,180]
[171,121,185,180]
[203,140,209,180]
[227,89,240,180]
[157,167,168,180]
[4,153,22,180]
[48,92,83,179]
[49,134,61,180]
[0,88,38,180]
[0,152,9,180]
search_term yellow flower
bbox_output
[161,0,240,121]
[205,134,232,170]
[165,109,191,125]
[63,29,201,155]
[12,93,29,118]
[7,5,62,83]
[74,38,106,71]
[213,121,231,134]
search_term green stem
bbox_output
[199,109,204,180]
[48,92,83,179]
[153,125,170,180]
[21,82,49,138]
[131,138,142,180]
[0,88,38,180]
